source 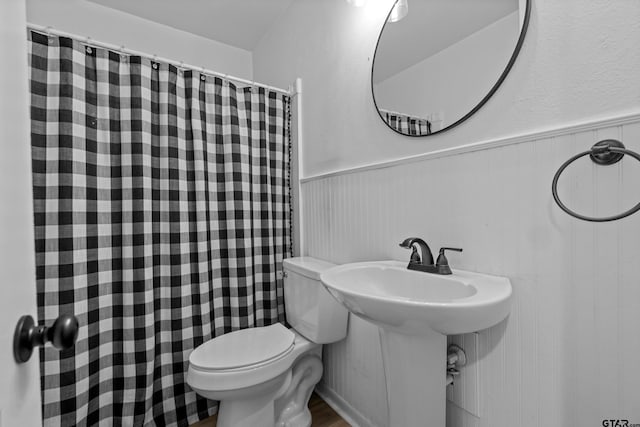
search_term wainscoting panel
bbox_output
[307,116,640,427]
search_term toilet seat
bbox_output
[190,323,295,371]
[187,324,303,393]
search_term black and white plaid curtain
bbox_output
[381,109,431,136]
[29,31,291,426]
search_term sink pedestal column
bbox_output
[378,327,446,427]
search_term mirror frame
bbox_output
[371,0,532,137]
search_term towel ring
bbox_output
[552,140,640,222]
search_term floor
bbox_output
[189,393,350,427]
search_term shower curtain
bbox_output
[380,109,431,135]
[29,31,291,426]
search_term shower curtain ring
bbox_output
[84,37,94,54]
[45,26,54,43]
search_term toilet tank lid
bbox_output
[283,257,336,280]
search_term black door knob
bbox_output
[13,314,79,363]
[47,314,79,350]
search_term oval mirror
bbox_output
[372,0,531,136]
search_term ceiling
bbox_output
[87,0,296,51]
[373,0,520,83]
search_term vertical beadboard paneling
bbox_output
[618,121,640,418]
[305,117,640,427]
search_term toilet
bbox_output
[186,257,348,427]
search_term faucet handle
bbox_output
[436,247,463,266]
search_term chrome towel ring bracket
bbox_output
[552,139,640,222]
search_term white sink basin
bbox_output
[320,260,512,335]
[320,260,512,426]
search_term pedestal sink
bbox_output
[320,261,512,427]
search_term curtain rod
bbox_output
[378,108,429,118]
[378,108,435,122]
[27,23,295,97]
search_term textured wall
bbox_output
[305,116,640,426]
[253,0,640,178]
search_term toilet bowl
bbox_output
[186,257,348,427]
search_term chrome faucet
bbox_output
[399,237,462,275]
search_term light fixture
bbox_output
[388,0,408,22]
[346,0,367,7]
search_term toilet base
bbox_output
[204,352,324,427]
[216,372,291,427]
[274,354,323,427]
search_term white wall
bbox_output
[252,0,640,426]
[374,12,519,128]
[0,0,43,425]
[253,0,640,178]
[26,0,253,80]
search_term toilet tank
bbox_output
[283,257,348,344]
